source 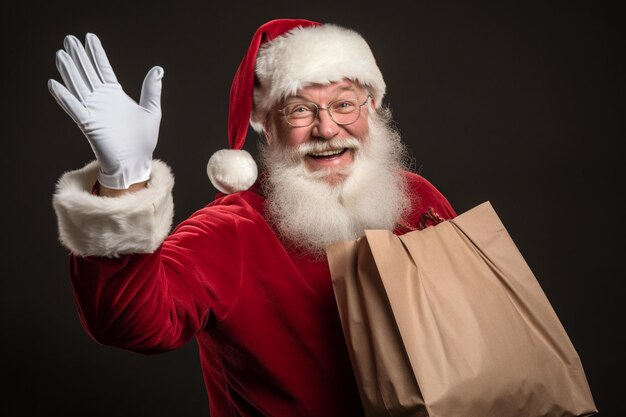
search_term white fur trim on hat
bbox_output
[251,24,386,131]
[207,149,258,194]
[52,159,174,257]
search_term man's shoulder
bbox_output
[402,171,443,196]
[401,170,457,225]
[194,188,266,221]
[170,189,267,238]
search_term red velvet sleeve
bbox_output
[69,205,243,354]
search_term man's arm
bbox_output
[98,180,147,197]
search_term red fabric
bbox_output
[69,172,456,417]
[228,19,320,151]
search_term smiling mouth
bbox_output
[307,148,348,158]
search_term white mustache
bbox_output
[295,137,361,157]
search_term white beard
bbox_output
[259,108,412,256]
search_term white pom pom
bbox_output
[207,149,258,194]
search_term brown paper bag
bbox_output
[327,201,597,417]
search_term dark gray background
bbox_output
[2,1,623,416]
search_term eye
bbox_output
[293,105,309,113]
[331,99,357,114]
[286,103,315,118]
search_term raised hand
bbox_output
[49,33,164,190]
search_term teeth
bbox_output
[309,149,344,157]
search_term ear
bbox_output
[370,96,377,109]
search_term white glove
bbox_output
[48,33,164,189]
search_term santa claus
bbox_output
[50,19,456,417]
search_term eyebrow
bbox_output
[284,85,359,103]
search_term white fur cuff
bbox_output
[52,159,175,257]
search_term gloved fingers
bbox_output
[139,66,164,113]
[63,35,102,90]
[48,79,89,124]
[85,33,118,84]
[55,49,91,103]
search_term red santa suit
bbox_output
[53,159,456,417]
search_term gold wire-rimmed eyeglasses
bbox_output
[279,95,372,127]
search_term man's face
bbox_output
[259,83,410,254]
[266,80,373,182]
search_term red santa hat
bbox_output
[207,18,386,194]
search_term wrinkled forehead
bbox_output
[283,79,368,103]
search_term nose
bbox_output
[311,107,340,140]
